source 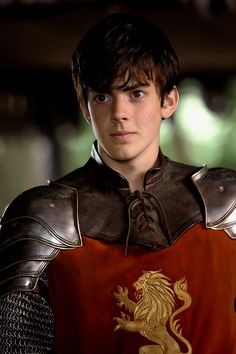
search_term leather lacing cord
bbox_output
[124,190,172,255]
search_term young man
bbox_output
[0,12,235,354]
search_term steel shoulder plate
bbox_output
[192,165,236,239]
[0,182,82,297]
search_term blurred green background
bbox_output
[0,0,236,214]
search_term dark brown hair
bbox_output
[72,12,179,107]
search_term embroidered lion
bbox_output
[113,270,192,354]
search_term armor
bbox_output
[0,144,235,353]
[192,165,236,238]
[0,289,54,354]
[0,183,81,297]
[0,144,235,298]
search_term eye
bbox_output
[132,90,145,99]
[95,94,110,103]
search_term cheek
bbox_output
[139,110,161,129]
[89,118,106,140]
[88,106,107,126]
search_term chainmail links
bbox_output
[0,291,55,354]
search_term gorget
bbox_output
[55,144,203,252]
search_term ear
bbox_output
[161,86,179,119]
[80,104,91,125]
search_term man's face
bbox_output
[84,80,177,168]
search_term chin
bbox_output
[111,152,136,162]
[102,145,139,163]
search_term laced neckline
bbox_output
[124,190,172,255]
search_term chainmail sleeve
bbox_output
[0,289,55,354]
[0,182,81,353]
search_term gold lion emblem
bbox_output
[113,270,192,354]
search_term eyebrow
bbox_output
[114,82,151,92]
[87,82,151,94]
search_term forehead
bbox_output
[83,55,158,94]
[113,64,155,88]
[112,79,150,91]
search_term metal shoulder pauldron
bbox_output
[192,165,236,239]
[0,182,82,298]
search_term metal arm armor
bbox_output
[0,182,82,298]
[192,165,236,239]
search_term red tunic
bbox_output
[47,223,236,354]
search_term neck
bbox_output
[116,164,146,192]
[98,146,159,192]
[126,172,144,192]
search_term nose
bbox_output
[111,95,129,123]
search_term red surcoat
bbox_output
[47,223,236,354]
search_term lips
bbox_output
[110,131,136,141]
